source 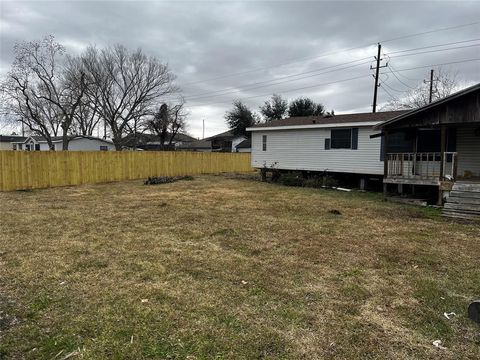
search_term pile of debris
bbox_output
[144,175,193,185]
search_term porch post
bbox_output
[439,125,447,179]
[438,125,447,205]
[383,130,389,198]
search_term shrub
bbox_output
[271,169,282,182]
[144,175,194,185]
[280,172,304,187]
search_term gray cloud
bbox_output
[1,0,479,137]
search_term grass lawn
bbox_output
[0,175,479,359]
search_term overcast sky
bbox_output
[1,0,479,138]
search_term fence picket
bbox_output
[0,151,252,191]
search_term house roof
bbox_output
[247,110,408,131]
[13,135,114,144]
[203,130,235,141]
[177,139,212,150]
[122,132,197,147]
[374,83,480,130]
[235,139,251,149]
[0,135,27,142]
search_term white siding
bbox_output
[457,125,480,177]
[66,138,116,151]
[231,136,247,152]
[251,126,384,175]
[0,142,13,150]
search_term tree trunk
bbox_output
[62,135,69,150]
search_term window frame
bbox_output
[262,135,267,151]
[330,128,353,149]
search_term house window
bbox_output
[35,144,40,151]
[12,144,17,151]
[100,146,109,151]
[330,128,358,149]
[262,135,267,151]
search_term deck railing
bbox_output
[386,152,458,181]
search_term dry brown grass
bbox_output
[0,175,479,359]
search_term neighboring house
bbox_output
[0,135,26,150]
[234,139,251,153]
[12,136,116,151]
[247,111,407,177]
[178,139,214,152]
[177,130,247,152]
[375,83,480,218]
[122,133,197,150]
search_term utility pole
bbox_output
[424,69,436,103]
[429,69,434,103]
[370,43,388,113]
[202,119,205,139]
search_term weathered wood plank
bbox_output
[444,202,480,212]
[447,196,480,205]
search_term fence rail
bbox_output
[0,151,252,191]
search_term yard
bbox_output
[0,175,479,359]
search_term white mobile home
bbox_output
[12,136,116,151]
[247,111,406,176]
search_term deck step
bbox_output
[448,190,480,199]
[442,212,480,220]
[447,196,480,205]
[443,182,480,220]
[452,183,480,192]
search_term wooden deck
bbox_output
[384,151,457,186]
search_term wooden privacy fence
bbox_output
[0,151,252,191]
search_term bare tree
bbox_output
[1,36,88,150]
[79,45,177,150]
[147,99,188,150]
[70,99,101,136]
[384,68,459,110]
[63,55,100,137]
[1,36,64,149]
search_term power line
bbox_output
[379,84,398,102]
[380,21,480,43]
[186,57,480,108]
[181,59,372,101]
[388,43,480,58]
[380,80,406,93]
[387,37,480,55]
[386,65,417,89]
[387,62,418,82]
[186,74,371,107]
[381,58,480,74]
[179,21,480,86]
[175,40,480,101]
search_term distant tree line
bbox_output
[0,35,186,150]
[225,94,330,137]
